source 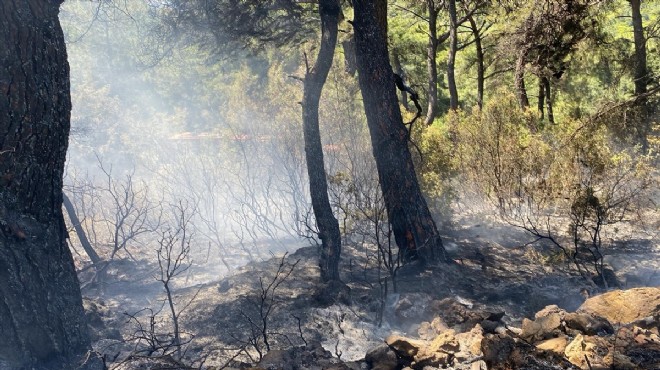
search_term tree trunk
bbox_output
[303,0,342,282]
[468,15,484,109]
[630,0,649,152]
[514,52,530,109]
[447,0,459,110]
[538,77,545,119]
[543,76,554,124]
[0,1,93,368]
[424,3,440,125]
[63,192,101,265]
[352,0,447,264]
[630,0,648,97]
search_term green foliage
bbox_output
[419,119,458,221]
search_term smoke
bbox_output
[59,1,316,282]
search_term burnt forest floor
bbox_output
[80,201,660,368]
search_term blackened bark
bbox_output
[468,15,484,109]
[515,52,530,109]
[630,0,648,97]
[0,1,93,368]
[447,0,459,110]
[352,0,446,264]
[424,3,440,125]
[538,78,545,119]
[630,0,649,152]
[303,0,342,282]
[63,192,101,264]
[543,76,554,124]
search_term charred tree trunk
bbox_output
[538,78,545,119]
[631,0,648,97]
[447,0,459,111]
[630,0,649,152]
[543,76,554,124]
[303,0,342,282]
[353,0,447,264]
[0,1,93,368]
[63,192,101,265]
[468,15,484,109]
[514,52,530,109]
[424,3,440,125]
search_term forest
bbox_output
[0,0,659,369]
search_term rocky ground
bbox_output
[81,206,660,369]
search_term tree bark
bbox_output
[352,0,447,264]
[63,192,101,265]
[630,0,648,97]
[538,77,545,119]
[424,3,440,125]
[0,1,93,368]
[514,52,530,109]
[630,0,649,152]
[447,0,459,110]
[543,76,554,124]
[303,0,342,282]
[468,15,484,109]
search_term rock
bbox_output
[479,319,499,334]
[480,334,515,367]
[454,325,485,362]
[414,330,459,367]
[417,317,449,340]
[564,312,613,335]
[365,344,399,370]
[535,336,568,354]
[564,333,610,369]
[520,312,562,342]
[430,298,479,327]
[386,334,425,359]
[534,304,566,320]
[578,287,660,324]
[427,329,460,352]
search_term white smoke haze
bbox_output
[59,1,331,285]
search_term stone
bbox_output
[520,312,562,342]
[564,333,610,369]
[481,334,515,367]
[535,336,568,354]
[534,304,566,320]
[386,334,425,359]
[578,287,660,324]
[427,329,460,353]
[417,317,449,340]
[365,344,399,370]
[564,312,613,335]
[454,325,485,361]
[413,330,459,367]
